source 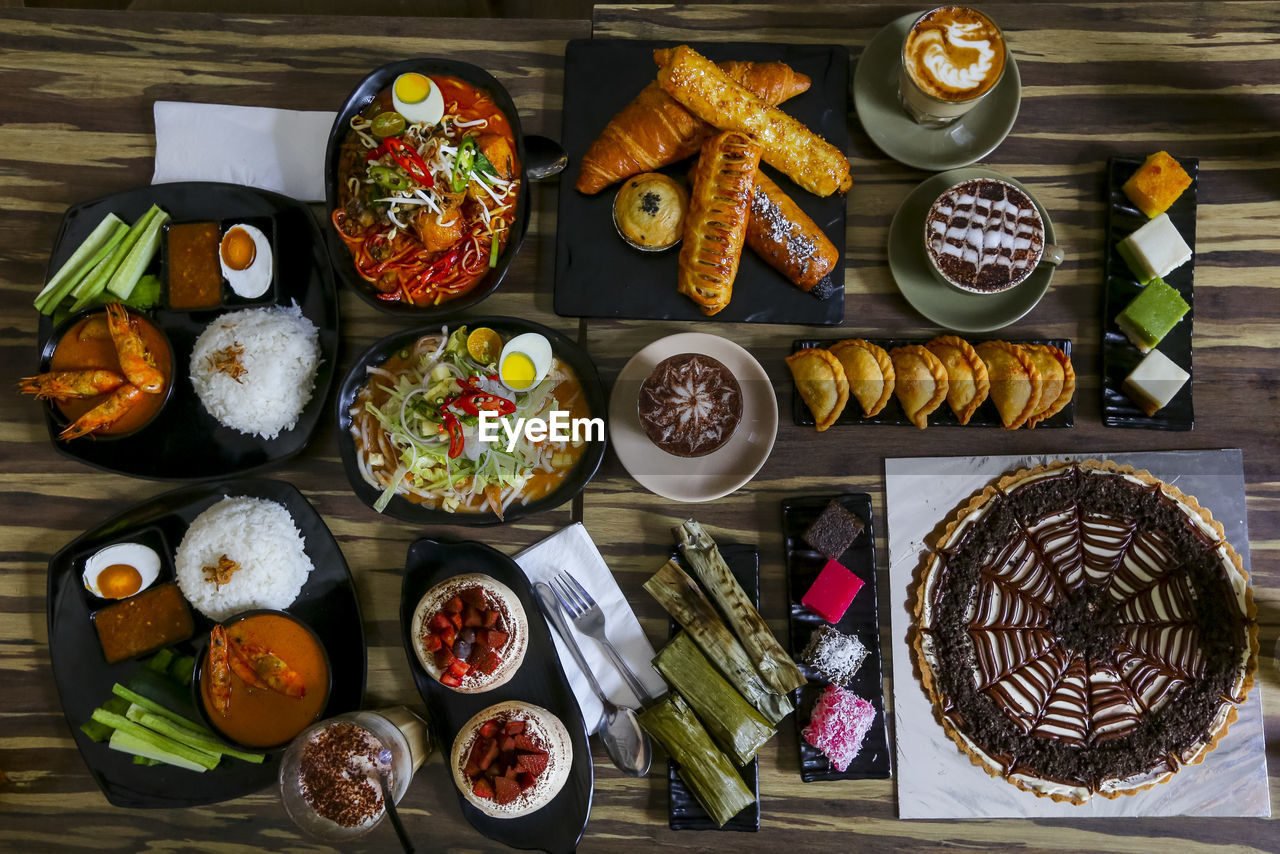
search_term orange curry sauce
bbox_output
[50,311,171,435]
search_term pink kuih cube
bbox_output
[800,559,864,623]
[802,685,876,772]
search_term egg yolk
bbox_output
[220,227,256,271]
[98,563,143,599]
[501,352,536,390]
[395,73,432,104]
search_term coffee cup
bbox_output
[923,177,1064,294]
[898,6,1008,127]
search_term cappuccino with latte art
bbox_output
[898,6,1007,126]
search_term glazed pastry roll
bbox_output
[746,170,840,297]
[575,59,810,195]
[678,131,762,315]
[656,45,852,197]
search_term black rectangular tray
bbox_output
[667,543,761,832]
[1101,155,1197,430]
[555,39,849,325]
[791,338,1075,428]
[782,495,891,782]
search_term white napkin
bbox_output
[151,101,336,202]
[515,524,666,732]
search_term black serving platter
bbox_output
[34,182,338,480]
[782,495,891,782]
[324,58,567,320]
[46,478,366,808]
[336,316,607,526]
[791,337,1076,428]
[1102,155,1198,430]
[400,539,593,854]
[555,39,849,325]
[666,543,761,832]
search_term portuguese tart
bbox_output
[411,574,528,693]
[925,336,990,425]
[828,339,894,418]
[452,701,573,818]
[1024,344,1076,428]
[913,460,1256,804]
[974,341,1041,430]
[888,345,948,430]
[787,347,848,431]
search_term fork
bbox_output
[549,572,656,705]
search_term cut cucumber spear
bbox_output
[33,214,126,314]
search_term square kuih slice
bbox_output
[802,501,865,561]
[1115,277,1190,353]
[801,559,865,623]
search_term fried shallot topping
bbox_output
[203,554,242,587]
[208,342,247,383]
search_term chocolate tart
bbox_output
[913,460,1257,804]
[451,701,573,819]
[410,574,528,694]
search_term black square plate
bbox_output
[782,495,891,782]
[1101,155,1198,430]
[556,39,849,325]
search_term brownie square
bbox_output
[802,501,865,561]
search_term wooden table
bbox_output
[1,3,1277,851]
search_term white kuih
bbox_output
[190,303,321,439]
[175,496,313,620]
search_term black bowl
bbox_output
[324,59,567,320]
[335,317,606,525]
[191,609,334,754]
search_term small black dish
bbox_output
[190,608,335,754]
[46,478,366,808]
[1101,155,1198,430]
[324,58,567,319]
[34,182,339,480]
[159,216,279,312]
[666,543,761,832]
[555,39,849,326]
[335,316,607,526]
[791,337,1076,429]
[76,524,174,606]
[782,495,892,782]
[399,538,592,854]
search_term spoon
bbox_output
[376,748,413,854]
[534,582,652,777]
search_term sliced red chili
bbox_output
[441,411,464,458]
[455,392,516,417]
[384,137,434,187]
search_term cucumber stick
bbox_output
[33,213,125,313]
[93,709,220,770]
[106,206,168,300]
[69,204,163,312]
[124,705,265,765]
[108,728,209,773]
[111,683,203,732]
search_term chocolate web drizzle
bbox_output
[923,466,1250,794]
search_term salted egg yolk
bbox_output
[395,73,432,104]
[98,563,144,599]
[501,352,537,390]
[220,227,257,272]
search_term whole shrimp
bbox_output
[227,632,307,698]
[106,302,165,394]
[18,369,124,400]
[57,384,142,441]
[208,625,234,716]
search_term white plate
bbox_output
[608,333,777,503]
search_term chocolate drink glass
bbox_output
[898,6,1008,127]
[924,178,1064,294]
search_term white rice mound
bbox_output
[190,303,321,439]
[175,496,313,620]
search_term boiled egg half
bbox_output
[499,333,553,392]
[392,73,445,127]
[220,223,273,298]
[83,542,161,600]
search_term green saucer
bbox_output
[853,12,1021,171]
[888,168,1057,333]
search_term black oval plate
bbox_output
[399,539,593,854]
[34,182,339,480]
[336,316,607,526]
[324,59,532,319]
[46,478,366,809]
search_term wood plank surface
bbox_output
[0,3,1277,853]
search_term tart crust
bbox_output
[912,459,1257,805]
[410,573,528,694]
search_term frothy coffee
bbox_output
[904,6,1006,102]
[925,178,1044,293]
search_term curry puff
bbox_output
[1023,344,1075,428]
[787,348,848,431]
[974,341,1042,430]
[828,339,894,418]
[925,336,989,425]
[887,345,948,430]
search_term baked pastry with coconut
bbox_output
[411,574,528,693]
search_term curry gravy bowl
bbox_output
[193,609,333,753]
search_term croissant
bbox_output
[656,45,851,197]
[678,131,762,315]
[575,58,809,195]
